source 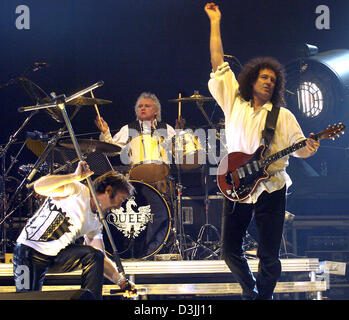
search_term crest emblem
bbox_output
[106,196,154,238]
[25,198,72,242]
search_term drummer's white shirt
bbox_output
[17,182,103,256]
[99,120,176,148]
[208,62,306,203]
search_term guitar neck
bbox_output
[260,132,321,167]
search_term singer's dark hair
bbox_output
[237,56,286,108]
[93,171,134,198]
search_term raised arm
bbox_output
[205,2,224,72]
[33,161,93,197]
[95,116,110,135]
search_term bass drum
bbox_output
[103,180,171,260]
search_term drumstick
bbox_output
[90,90,101,120]
[178,93,181,120]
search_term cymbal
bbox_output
[38,96,112,123]
[68,96,112,106]
[40,96,112,106]
[58,138,121,155]
[168,93,214,103]
[26,138,48,157]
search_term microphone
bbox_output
[33,62,50,72]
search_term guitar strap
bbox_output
[262,105,280,150]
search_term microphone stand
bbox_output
[18,82,128,279]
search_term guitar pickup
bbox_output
[245,163,252,175]
[253,161,259,171]
[236,167,245,178]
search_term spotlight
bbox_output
[286,47,349,129]
[296,81,323,118]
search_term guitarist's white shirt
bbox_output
[208,62,306,203]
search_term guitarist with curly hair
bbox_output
[205,2,320,300]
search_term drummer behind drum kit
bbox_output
[1,85,258,262]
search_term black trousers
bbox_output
[222,186,286,300]
[13,243,105,299]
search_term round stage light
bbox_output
[286,49,349,128]
[296,81,324,118]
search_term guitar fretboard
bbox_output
[259,131,322,167]
[259,140,307,167]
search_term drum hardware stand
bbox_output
[170,99,189,260]
[0,102,83,229]
[172,155,190,259]
[190,164,221,260]
[191,97,228,260]
[161,175,181,256]
[0,71,74,257]
[174,163,188,259]
[4,156,84,230]
[18,82,132,290]
[0,108,40,258]
[0,129,67,231]
[186,93,224,260]
[192,91,228,154]
[194,97,219,133]
[1,84,85,218]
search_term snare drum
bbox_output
[173,130,205,170]
[103,180,171,260]
[129,134,170,183]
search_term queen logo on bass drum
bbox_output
[106,196,154,238]
[103,180,171,260]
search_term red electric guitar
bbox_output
[217,123,345,202]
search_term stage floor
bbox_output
[0,258,331,298]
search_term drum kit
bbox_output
[0,79,256,263]
[98,91,225,261]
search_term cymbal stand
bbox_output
[5,157,83,224]
[0,109,39,256]
[174,153,187,259]
[0,102,83,228]
[187,99,223,260]
[194,96,219,132]
[194,97,228,152]
[0,127,65,226]
[164,175,181,256]
[170,95,189,259]
[18,82,129,281]
[190,164,221,260]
